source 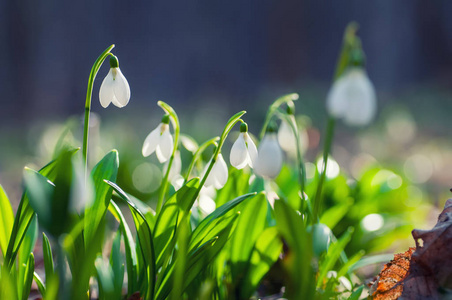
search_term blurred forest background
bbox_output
[1,1,452,213]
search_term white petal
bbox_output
[165,150,181,181]
[326,73,350,118]
[244,133,258,168]
[211,154,228,189]
[156,126,173,163]
[230,134,248,169]
[343,70,376,126]
[327,68,377,126]
[170,175,184,191]
[198,194,216,215]
[278,119,297,153]
[202,160,216,187]
[255,134,283,179]
[99,69,115,108]
[111,68,131,108]
[142,125,161,157]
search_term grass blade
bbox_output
[108,200,138,296]
[42,232,55,285]
[0,184,13,258]
[106,181,156,300]
[84,150,119,248]
[22,253,35,300]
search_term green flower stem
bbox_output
[275,110,307,215]
[82,44,115,172]
[156,101,180,214]
[196,111,246,198]
[312,117,335,222]
[259,93,299,139]
[184,137,220,182]
[311,22,360,223]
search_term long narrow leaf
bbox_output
[108,200,138,296]
[42,232,55,287]
[240,227,283,299]
[106,181,156,300]
[22,253,35,300]
[0,185,14,257]
[5,148,79,269]
[190,192,256,250]
[84,150,119,248]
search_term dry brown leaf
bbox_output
[369,247,415,299]
[370,199,452,299]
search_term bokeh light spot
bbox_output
[132,162,162,193]
[361,214,384,232]
[404,154,433,184]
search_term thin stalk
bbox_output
[195,111,246,199]
[82,44,115,173]
[184,137,219,182]
[156,101,180,213]
[259,93,299,139]
[275,110,307,215]
[312,117,335,222]
[311,23,359,223]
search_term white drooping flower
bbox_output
[164,150,184,190]
[142,115,173,163]
[164,150,182,181]
[277,115,309,155]
[203,154,228,189]
[255,125,283,179]
[326,67,376,126]
[99,55,131,108]
[230,123,258,169]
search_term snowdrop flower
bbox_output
[142,115,173,163]
[164,150,184,190]
[326,67,376,126]
[230,122,258,169]
[203,153,228,189]
[164,150,182,181]
[277,114,309,155]
[99,55,131,108]
[255,124,283,179]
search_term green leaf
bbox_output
[156,223,235,300]
[110,230,124,297]
[215,168,251,207]
[190,192,256,251]
[240,227,283,299]
[22,253,35,300]
[5,148,79,269]
[33,271,46,297]
[106,181,155,300]
[170,215,190,300]
[348,253,394,272]
[23,168,55,231]
[320,199,353,229]
[0,185,14,257]
[317,227,354,288]
[95,256,116,300]
[42,232,55,286]
[348,285,364,300]
[153,178,199,268]
[84,150,119,248]
[229,193,267,282]
[0,266,18,299]
[274,199,315,299]
[108,200,138,296]
[17,215,38,300]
